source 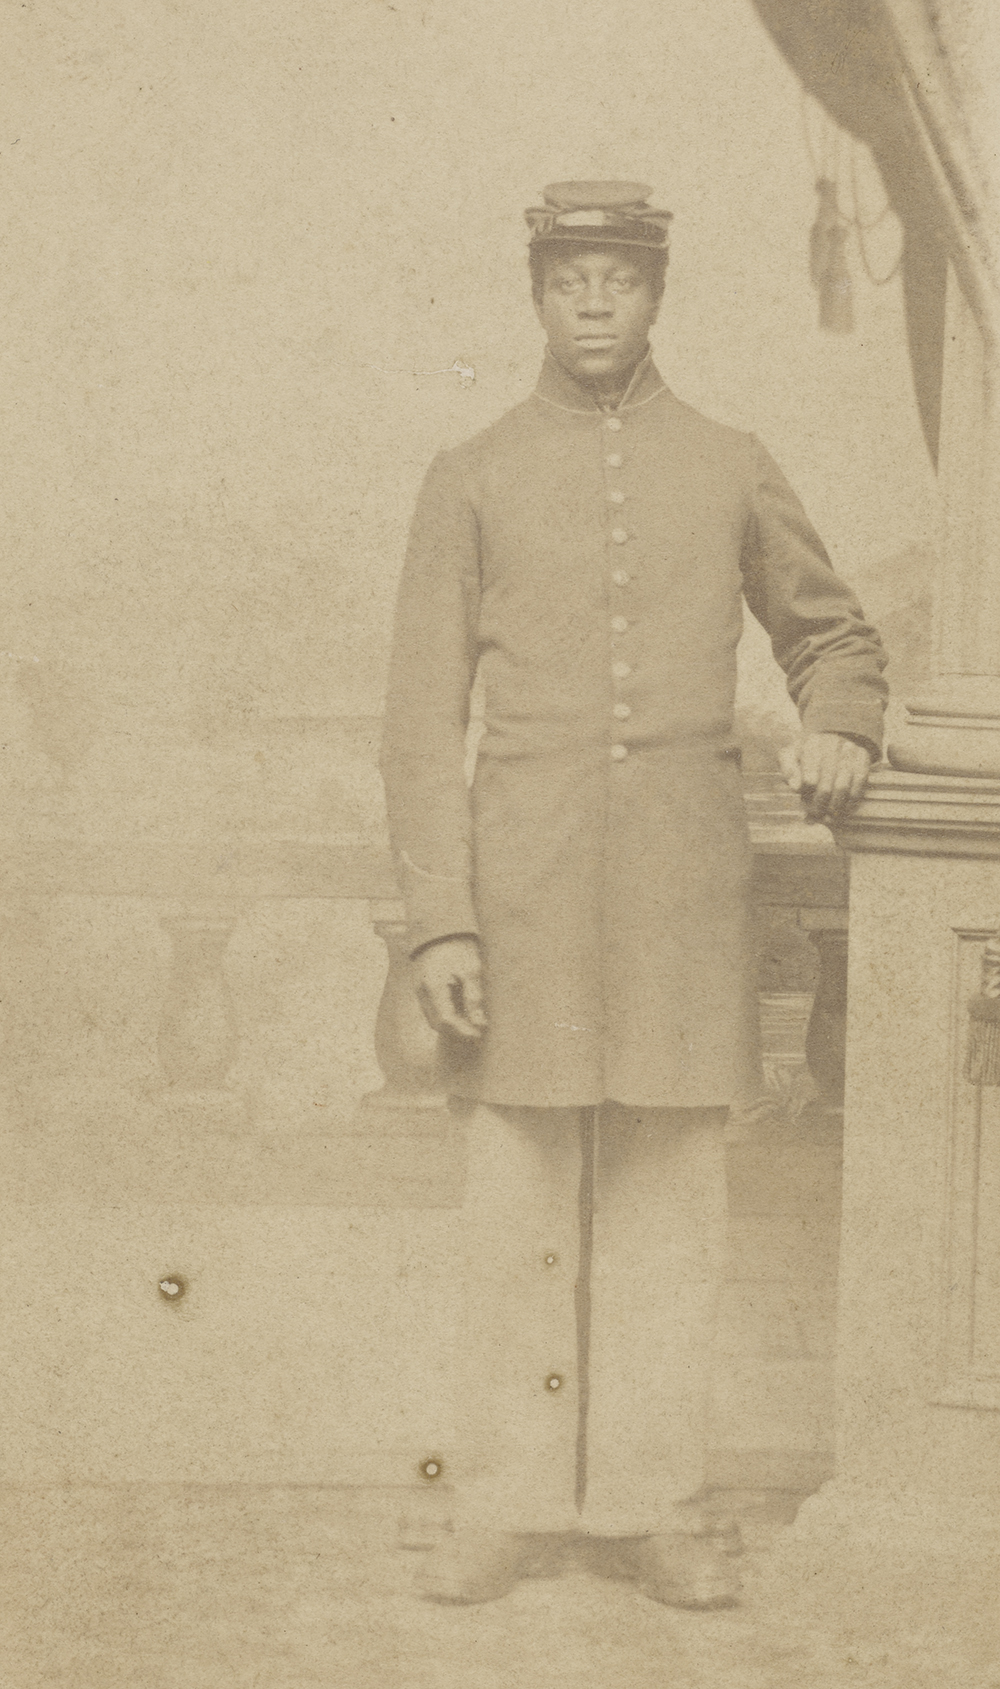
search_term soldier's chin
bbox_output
[571,348,621,379]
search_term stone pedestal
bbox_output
[767,241,1000,1617]
[766,769,1000,1613]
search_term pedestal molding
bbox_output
[833,768,1000,858]
[887,726,1000,780]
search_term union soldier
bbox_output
[380,182,887,1605]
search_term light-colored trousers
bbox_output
[449,1101,728,1538]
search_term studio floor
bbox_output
[1,1485,996,1689]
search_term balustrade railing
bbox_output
[0,743,848,1156]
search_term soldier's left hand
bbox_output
[779,732,872,824]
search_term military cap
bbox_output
[524,181,672,250]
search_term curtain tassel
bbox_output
[810,177,854,334]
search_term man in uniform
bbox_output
[380,182,887,1607]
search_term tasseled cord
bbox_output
[966,935,1000,1086]
[809,177,854,334]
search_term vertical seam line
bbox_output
[575,1105,596,1513]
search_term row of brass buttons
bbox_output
[606,415,632,759]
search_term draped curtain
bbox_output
[750,0,999,465]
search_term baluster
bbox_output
[354,900,451,1135]
[801,915,849,1127]
[756,989,815,1120]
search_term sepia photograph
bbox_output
[1,1,998,1684]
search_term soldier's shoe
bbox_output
[579,1516,743,1586]
[671,1502,744,1554]
[415,1529,542,1604]
[697,1514,743,1556]
[633,1534,742,1609]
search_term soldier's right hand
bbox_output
[413,937,487,1040]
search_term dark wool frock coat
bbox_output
[380,352,887,1109]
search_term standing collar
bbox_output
[533,346,668,415]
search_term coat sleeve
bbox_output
[739,436,889,757]
[379,448,482,955]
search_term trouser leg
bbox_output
[451,1102,584,1533]
[580,1104,728,1538]
[449,1101,727,1537]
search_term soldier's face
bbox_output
[535,248,659,385]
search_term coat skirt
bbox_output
[449,741,760,1106]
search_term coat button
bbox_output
[605,416,622,431]
[610,744,628,761]
[611,528,628,544]
[546,1375,563,1390]
[611,615,628,633]
[612,570,630,586]
[605,452,623,467]
[613,702,631,720]
[612,661,631,679]
[544,1253,557,1266]
[607,490,625,505]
